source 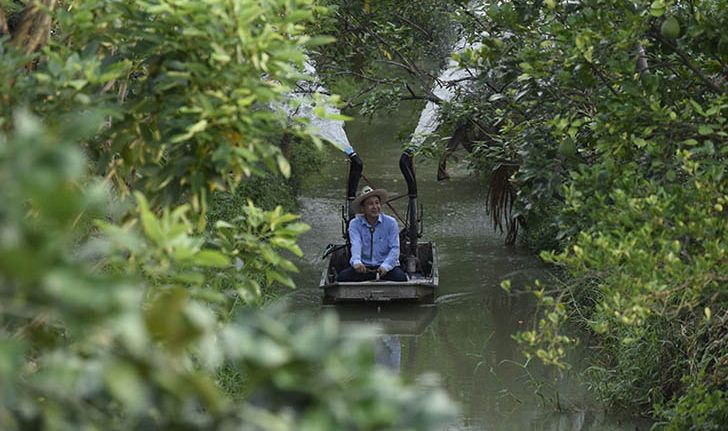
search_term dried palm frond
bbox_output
[486,163,519,245]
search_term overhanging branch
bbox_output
[652,32,724,95]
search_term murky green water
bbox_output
[286,105,650,430]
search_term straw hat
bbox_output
[352,186,388,213]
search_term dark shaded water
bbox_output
[285,106,650,430]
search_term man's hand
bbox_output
[354,263,367,273]
[377,266,388,276]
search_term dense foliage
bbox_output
[432,0,728,427]
[309,0,460,116]
[0,1,456,429]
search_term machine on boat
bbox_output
[319,150,438,303]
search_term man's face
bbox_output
[362,196,381,220]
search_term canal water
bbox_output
[285,104,650,430]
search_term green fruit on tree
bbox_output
[558,140,577,158]
[661,16,680,39]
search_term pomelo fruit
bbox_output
[661,16,680,40]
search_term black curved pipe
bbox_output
[399,149,418,265]
[399,149,417,196]
[346,152,363,217]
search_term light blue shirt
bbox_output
[348,213,401,271]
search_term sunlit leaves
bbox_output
[3,0,332,213]
[210,201,310,303]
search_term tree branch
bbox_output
[397,14,434,42]
[405,82,417,98]
[328,70,395,85]
[401,94,440,103]
[460,6,489,33]
[652,32,724,94]
[373,59,419,76]
[587,61,620,97]
[340,11,439,83]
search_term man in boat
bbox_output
[338,186,408,282]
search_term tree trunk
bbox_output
[636,43,649,76]
[0,8,9,36]
[8,0,56,55]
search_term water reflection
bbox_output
[331,303,438,335]
[330,303,438,373]
[375,335,401,371]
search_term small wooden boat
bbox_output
[319,242,438,303]
[319,149,439,303]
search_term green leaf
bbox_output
[136,192,165,245]
[171,119,208,143]
[249,338,290,367]
[195,250,230,267]
[279,222,310,235]
[215,220,236,229]
[211,43,231,64]
[277,154,291,178]
[689,99,706,116]
[698,125,713,136]
[650,0,666,17]
[68,79,88,90]
[267,270,296,289]
[304,35,336,47]
[104,361,148,414]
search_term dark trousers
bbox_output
[337,265,408,282]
